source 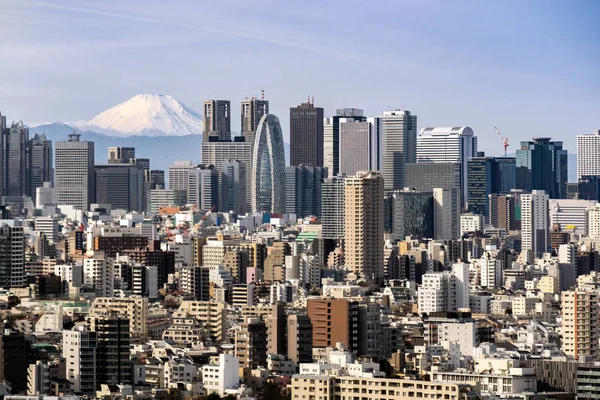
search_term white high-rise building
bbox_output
[83,255,114,297]
[417,127,477,205]
[479,252,503,289]
[418,271,457,314]
[521,190,549,258]
[201,354,240,396]
[188,164,219,211]
[577,130,600,179]
[433,187,460,240]
[380,110,417,190]
[168,160,194,202]
[549,199,595,235]
[452,262,470,310]
[62,328,97,395]
[55,132,95,210]
[460,213,484,236]
[588,204,600,238]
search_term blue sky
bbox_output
[0,0,598,156]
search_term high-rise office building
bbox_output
[0,112,5,198]
[417,127,476,206]
[188,164,219,211]
[345,171,384,282]
[28,133,53,202]
[202,138,252,212]
[516,138,568,199]
[54,132,95,210]
[577,130,600,179]
[285,165,325,218]
[0,219,24,288]
[204,100,231,142]
[324,108,365,177]
[2,120,29,197]
[241,96,269,147]
[251,114,286,214]
[405,162,461,192]
[221,160,246,214]
[108,147,135,164]
[380,110,417,190]
[290,101,324,167]
[95,164,144,211]
[168,160,194,202]
[433,187,460,240]
[321,175,346,240]
[62,329,97,395]
[579,176,600,202]
[521,190,549,258]
[467,156,516,219]
[339,119,379,176]
[387,189,434,241]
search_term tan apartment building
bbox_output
[344,171,384,282]
[562,290,600,360]
[307,298,358,353]
[176,301,226,342]
[90,297,148,341]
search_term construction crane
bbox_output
[196,205,217,229]
[494,127,509,157]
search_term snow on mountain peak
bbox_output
[85,93,203,137]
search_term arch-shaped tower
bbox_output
[251,114,286,213]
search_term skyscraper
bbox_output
[521,190,549,258]
[55,131,95,210]
[290,100,324,167]
[323,108,365,177]
[2,120,29,196]
[241,96,269,147]
[251,114,286,214]
[387,189,434,241]
[321,175,346,240]
[339,119,379,176]
[203,100,231,142]
[0,112,5,198]
[95,164,145,211]
[417,127,477,204]
[345,171,384,282]
[28,133,53,202]
[405,162,461,192]
[108,147,135,163]
[285,165,325,218]
[577,130,600,179]
[433,187,460,240]
[468,156,517,219]
[0,219,25,288]
[516,138,568,199]
[222,160,246,214]
[168,160,194,202]
[202,138,252,212]
[188,164,219,211]
[380,110,417,190]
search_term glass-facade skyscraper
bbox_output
[516,138,568,199]
[251,114,286,214]
[467,156,516,220]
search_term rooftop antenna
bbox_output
[311,96,314,105]
[307,95,310,104]
[261,89,265,100]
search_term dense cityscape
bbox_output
[0,91,598,400]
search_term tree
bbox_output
[260,382,283,400]
[206,393,221,400]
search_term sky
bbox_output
[0,0,598,156]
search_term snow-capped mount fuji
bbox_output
[82,93,203,137]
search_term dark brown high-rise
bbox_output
[307,298,358,353]
[290,101,324,167]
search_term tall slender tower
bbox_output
[380,110,417,190]
[241,95,269,148]
[521,190,549,258]
[28,133,53,202]
[324,108,365,177]
[251,114,286,213]
[0,112,5,198]
[290,100,324,167]
[2,120,29,196]
[344,171,384,282]
[55,131,95,210]
[203,100,231,142]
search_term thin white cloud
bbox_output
[23,0,352,57]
